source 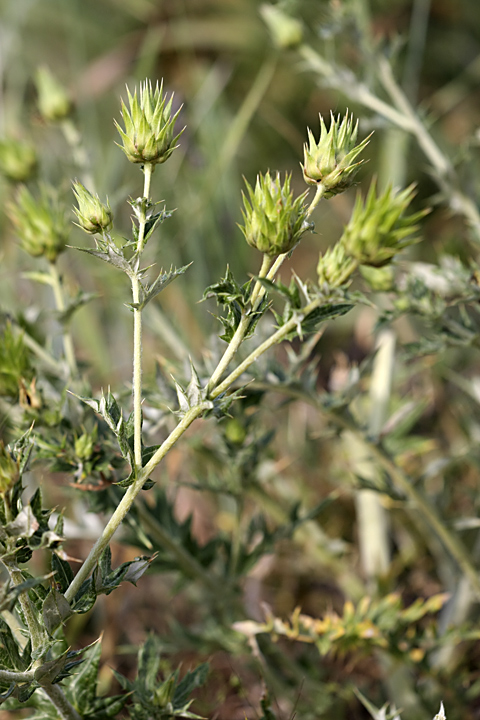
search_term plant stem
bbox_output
[48,262,78,377]
[131,162,154,470]
[210,297,322,400]
[355,330,395,582]
[64,403,209,604]
[206,184,326,396]
[0,668,33,683]
[376,56,452,178]
[205,253,274,393]
[40,682,82,720]
[2,562,46,661]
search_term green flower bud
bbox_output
[0,441,19,495]
[341,180,428,268]
[302,112,371,197]
[8,184,68,262]
[0,138,37,182]
[35,67,72,122]
[115,80,184,165]
[317,242,358,288]
[359,264,395,291]
[75,430,95,461]
[72,181,113,235]
[239,171,309,257]
[260,4,304,49]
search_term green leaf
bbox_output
[130,264,192,311]
[56,291,99,325]
[52,553,74,594]
[0,617,26,671]
[68,640,101,714]
[70,240,134,278]
[42,588,73,634]
[173,663,209,708]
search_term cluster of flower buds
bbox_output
[8,185,68,262]
[239,172,309,257]
[303,112,371,197]
[35,66,72,123]
[316,180,425,289]
[0,138,37,182]
[115,80,184,165]
[73,181,113,235]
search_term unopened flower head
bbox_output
[240,171,309,257]
[303,111,371,197]
[341,180,428,267]
[115,80,184,165]
[8,185,68,262]
[260,4,304,49]
[317,242,357,288]
[0,138,37,182]
[35,67,72,123]
[73,181,113,235]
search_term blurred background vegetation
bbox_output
[2,0,480,718]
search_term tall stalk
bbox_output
[131,162,154,470]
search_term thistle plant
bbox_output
[0,30,475,715]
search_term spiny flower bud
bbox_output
[8,185,68,262]
[72,181,113,235]
[115,80,184,165]
[341,180,428,268]
[0,138,37,182]
[317,242,358,288]
[0,441,19,495]
[35,67,72,123]
[239,171,309,257]
[302,111,371,197]
[260,4,304,49]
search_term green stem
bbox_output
[49,262,78,377]
[206,184,326,396]
[3,564,46,662]
[205,253,273,394]
[64,403,209,604]
[40,682,82,720]
[65,301,324,603]
[210,297,322,401]
[0,668,33,683]
[131,162,154,470]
